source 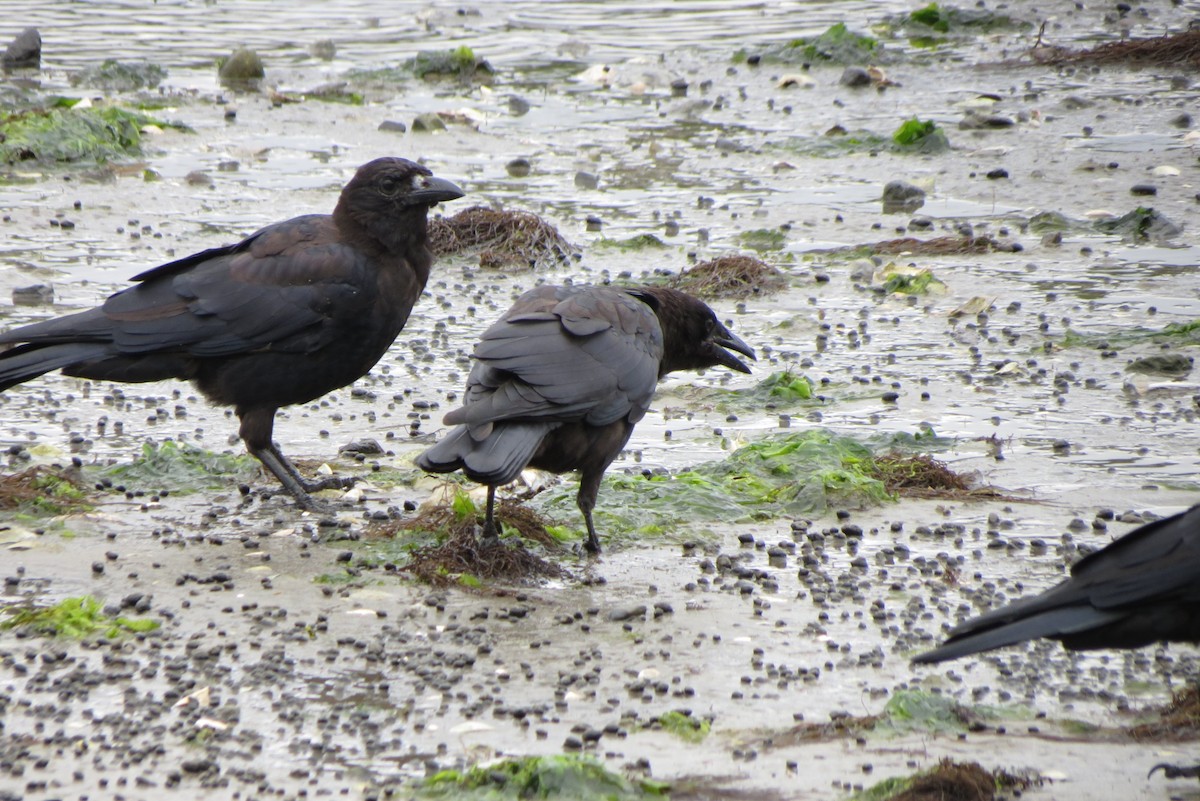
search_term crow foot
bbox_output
[1149,763,1200,780]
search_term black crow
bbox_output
[912,504,1200,779]
[0,157,463,510]
[416,284,755,553]
[913,505,1200,663]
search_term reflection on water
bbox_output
[5,1,909,75]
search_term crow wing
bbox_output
[0,215,373,359]
[913,505,1200,662]
[445,285,664,434]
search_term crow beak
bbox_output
[709,325,756,374]
[409,175,465,206]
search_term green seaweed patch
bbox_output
[0,464,90,516]
[737,229,786,253]
[780,121,948,157]
[1058,318,1200,350]
[673,369,877,414]
[873,690,1004,737]
[868,425,955,452]
[895,3,1030,35]
[771,690,1025,750]
[361,465,431,490]
[1028,210,1080,233]
[1094,207,1181,242]
[877,264,946,295]
[70,60,168,91]
[536,429,896,539]
[594,233,669,251]
[0,105,186,164]
[892,117,950,152]
[657,710,711,743]
[304,84,365,105]
[1,595,159,639]
[313,571,363,586]
[781,129,893,158]
[536,426,971,541]
[739,23,884,65]
[28,470,87,514]
[409,46,494,81]
[100,440,259,493]
[761,370,815,401]
[342,66,411,91]
[420,755,668,800]
[909,3,954,32]
[1060,719,1102,735]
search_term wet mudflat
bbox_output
[2,1,1200,799]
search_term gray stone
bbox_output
[411,113,446,133]
[12,284,53,306]
[2,28,40,69]
[839,66,871,88]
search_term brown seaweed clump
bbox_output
[1030,28,1200,69]
[775,712,878,744]
[1129,685,1200,742]
[0,464,87,512]
[890,760,1003,801]
[381,497,568,585]
[871,453,971,496]
[429,206,577,269]
[669,254,789,299]
[870,235,1019,255]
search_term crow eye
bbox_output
[378,177,401,197]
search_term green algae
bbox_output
[0,595,159,639]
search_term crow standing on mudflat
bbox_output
[912,504,1200,779]
[416,284,755,554]
[0,157,463,510]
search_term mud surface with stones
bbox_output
[2,2,1200,800]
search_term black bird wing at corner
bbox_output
[913,504,1200,663]
[0,215,376,362]
[448,285,665,431]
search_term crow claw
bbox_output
[1149,762,1200,780]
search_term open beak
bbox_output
[709,325,756,374]
[409,175,465,206]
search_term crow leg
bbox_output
[577,471,603,555]
[250,444,328,512]
[480,485,500,544]
[264,442,356,493]
[239,407,352,511]
[1149,763,1200,780]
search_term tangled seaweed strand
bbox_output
[872,453,970,494]
[1129,686,1200,742]
[1029,28,1200,69]
[870,235,1020,255]
[385,497,568,585]
[0,464,86,511]
[891,759,999,801]
[404,526,567,586]
[429,206,577,269]
[669,254,789,299]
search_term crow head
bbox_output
[349,157,465,208]
[627,286,755,376]
[336,157,464,254]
